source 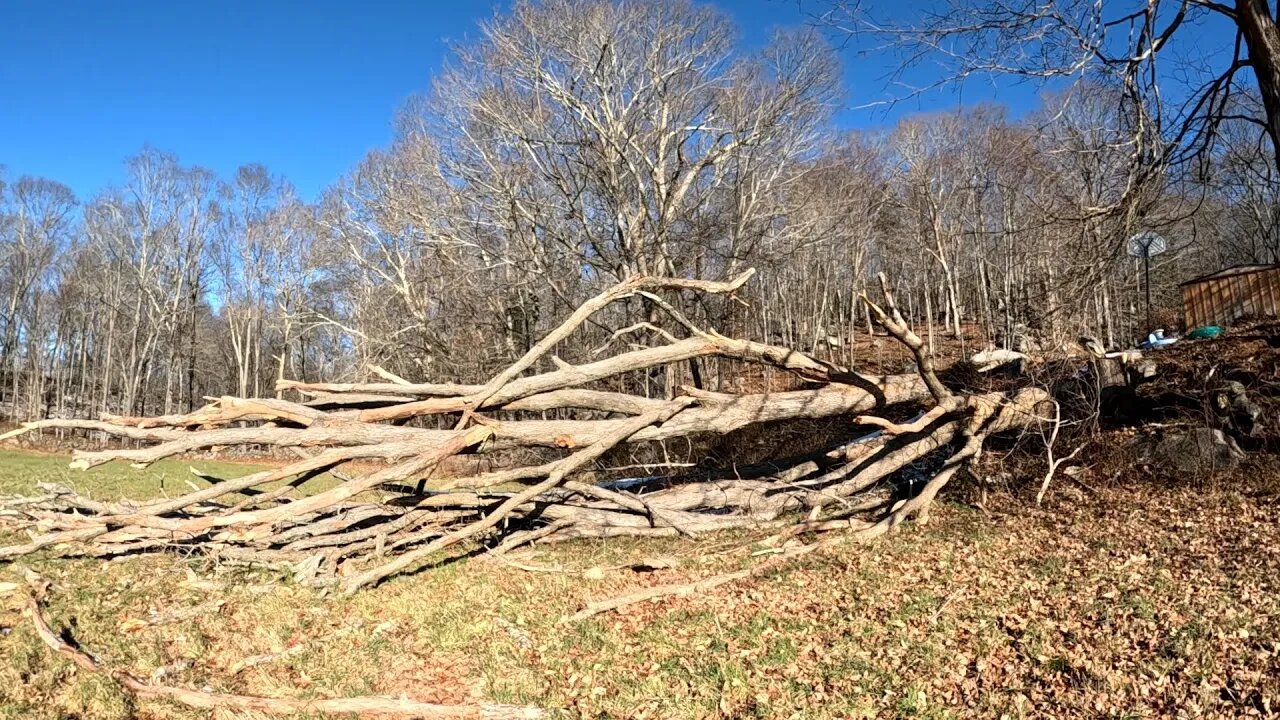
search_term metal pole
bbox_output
[1144,251,1151,331]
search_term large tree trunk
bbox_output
[1238,0,1280,171]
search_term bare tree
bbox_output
[5,0,1274,427]
[432,0,838,284]
[823,0,1280,174]
[0,176,76,417]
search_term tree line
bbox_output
[1,0,1275,423]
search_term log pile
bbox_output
[0,271,1050,594]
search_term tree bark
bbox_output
[1238,0,1280,171]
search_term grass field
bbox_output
[0,447,350,501]
[0,448,277,499]
[1,448,1277,719]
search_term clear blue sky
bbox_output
[0,0,1087,202]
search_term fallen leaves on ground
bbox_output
[1,477,1277,719]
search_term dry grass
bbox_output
[0,449,1277,719]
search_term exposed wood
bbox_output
[0,272,1048,590]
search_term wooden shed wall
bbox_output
[1182,267,1280,329]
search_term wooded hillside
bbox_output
[1,0,1277,425]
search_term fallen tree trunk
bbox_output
[0,270,1050,590]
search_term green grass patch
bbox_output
[0,448,344,500]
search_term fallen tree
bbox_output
[0,271,1051,595]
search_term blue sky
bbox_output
[0,0,1191,201]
